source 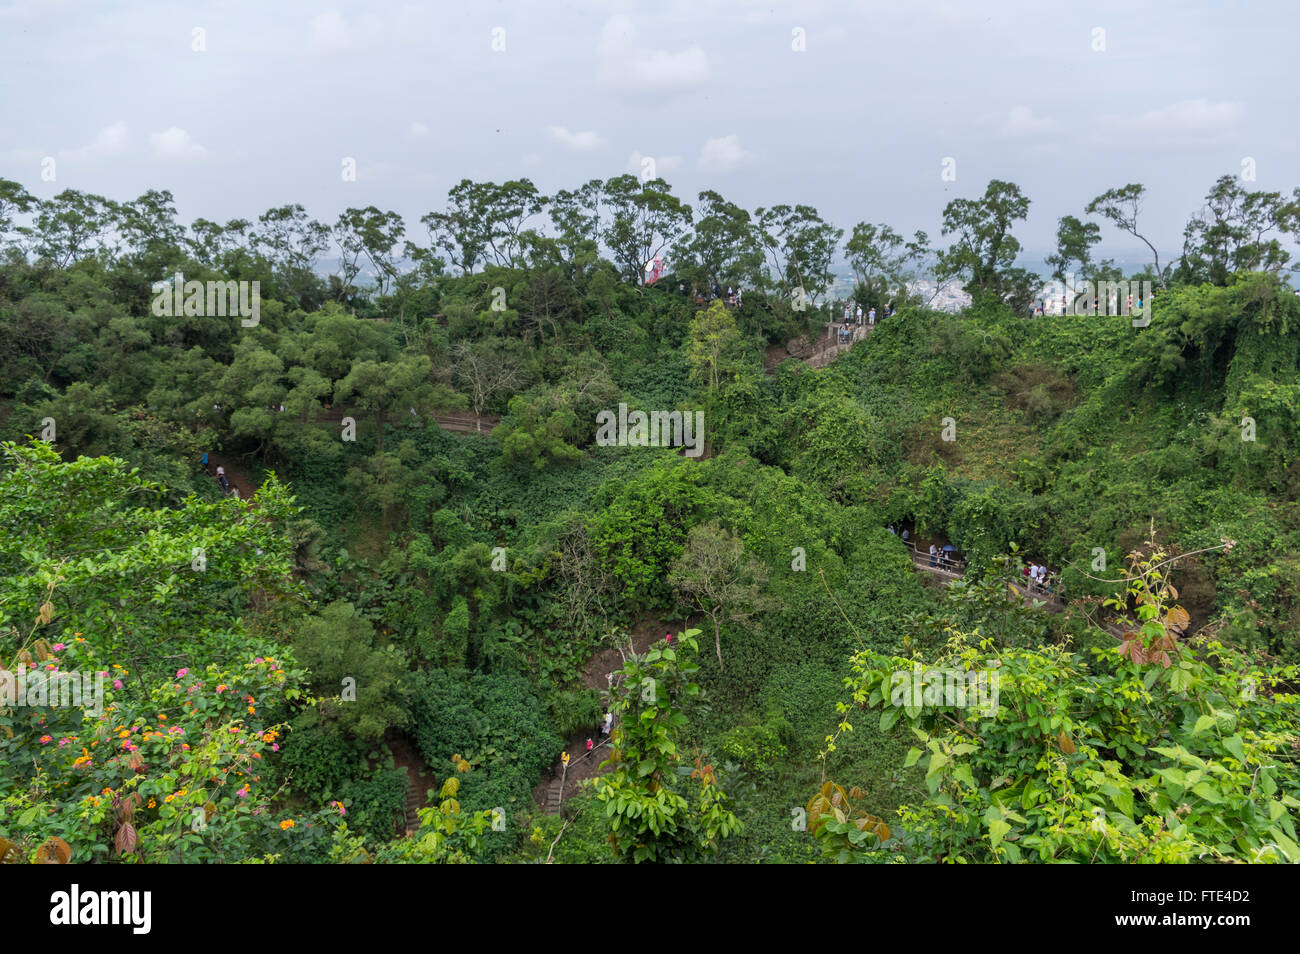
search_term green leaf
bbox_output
[988,818,1011,848]
[903,747,923,768]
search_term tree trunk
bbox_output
[713,615,724,670]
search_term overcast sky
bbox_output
[2,0,1297,262]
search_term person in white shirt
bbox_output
[868,307,876,325]
[855,305,864,325]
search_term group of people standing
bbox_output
[842,302,885,326]
[683,283,743,307]
[1023,563,1055,594]
[838,301,891,342]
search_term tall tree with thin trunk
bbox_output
[1086,184,1167,288]
[668,522,769,669]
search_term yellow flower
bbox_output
[280,819,295,830]
[247,706,255,715]
[147,799,156,808]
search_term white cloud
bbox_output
[546,125,607,150]
[1093,99,1242,149]
[408,121,432,141]
[597,15,708,94]
[626,151,683,179]
[58,122,129,161]
[991,106,1061,138]
[698,134,755,172]
[1132,99,1242,137]
[148,127,208,160]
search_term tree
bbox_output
[685,300,743,392]
[419,179,546,275]
[1044,214,1103,285]
[754,203,842,304]
[253,203,330,274]
[1086,183,1167,288]
[188,217,253,268]
[1178,175,1299,284]
[25,189,120,268]
[668,523,769,668]
[252,203,330,306]
[676,189,762,294]
[334,352,437,453]
[595,630,740,862]
[936,179,1034,308]
[481,179,547,268]
[333,206,406,298]
[449,338,524,430]
[0,177,35,255]
[545,179,603,279]
[115,189,185,265]
[601,175,693,284]
[292,602,410,741]
[845,221,931,306]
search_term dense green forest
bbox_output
[1,169,1298,865]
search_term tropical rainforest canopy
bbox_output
[1,169,1298,865]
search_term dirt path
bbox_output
[206,452,256,500]
[765,322,872,373]
[534,616,695,815]
[388,733,436,835]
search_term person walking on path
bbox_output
[868,306,876,326]
[216,466,230,495]
[929,543,938,567]
[855,304,863,325]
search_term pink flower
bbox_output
[169,726,184,735]
[52,643,66,651]
[176,668,189,677]
[113,679,123,690]
[236,787,249,798]
[58,738,71,747]
[271,743,279,752]
[39,735,52,744]
[331,801,346,816]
